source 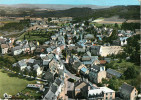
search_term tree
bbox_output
[14,66,20,73]
[84,20,89,26]
[108,77,120,91]
[48,18,52,22]
[102,78,108,85]
[23,68,30,75]
[24,35,26,40]
[33,70,37,78]
[114,23,119,28]
[124,66,139,79]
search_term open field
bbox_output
[0,69,35,98]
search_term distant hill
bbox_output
[0,4,109,10]
[0,5,139,20]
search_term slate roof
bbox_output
[18,59,27,67]
[107,68,122,78]
[34,60,41,65]
[33,64,40,70]
[51,84,58,94]
[82,56,91,61]
[28,59,35,64]
[121,83,135,94]
[73,61,82,70]
[91,65,101,72]
[43,90,56,100]
[54,78,62,86]
[44,69,54,82]
[13,46,22,51]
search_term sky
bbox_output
[0,0,140,6]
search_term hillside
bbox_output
[0,5,140,20]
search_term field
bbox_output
[92,16,126,24]
[18,30,55,44]
[0,69,35,98]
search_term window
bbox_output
[110,93,112,95]
[106,93,108,95]
[106,97,108,100]
[110,97,112,100]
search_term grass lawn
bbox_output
[0,69,35,98]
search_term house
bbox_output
[22,44,30,53]
[106,68,122,78]
[104,58,112,63]
[27,59,35,66]
[89,65,106,83]
[99,60,107,65]
[12,46,23,55]
[74,80,90,99]
[84,34,94,40]
[80,67,89,75]
[120,83,138,100]
[120,37,128,46]
[43,78,64,100]
[1,44,9,54]
[49,58,60,75]
[29,42,36,52]
[8,43,14,49]
[90,46,101,56]
[82,51,100,66]
[33,64,43,76]
[0,38,6,44]
[17,59,27,70]
[46,48,52,53]
[43,69,54,83]
[72,61,87,74]
[88,87,115,100]
[42,54,54,66]
[51,35,57,40]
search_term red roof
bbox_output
[100,60,106,64]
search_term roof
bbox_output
[1,44,9,49]
[44,70,54,82]
[85,34,94,39]
[33,64,40,70]
[43,90,56,100]
[34,60,41,65]
[107,68,122,78]
[75,81,87,90]
[82,56,91,61]
[73,61,82,70]
[100,60,106,65]
[13,46,22,51]
[51,84,58,94]
[54,78,62,86]
[104,58,111,63]
[81,67,88,73]
[46,48,52,52]
[88,87,115,96]
[121,83,135,94]
[18,59,27,67]
[0,38,6,44]
[28,59,35,64]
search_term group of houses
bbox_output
[1,17,139,100]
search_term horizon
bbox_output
[0,0,140,6]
